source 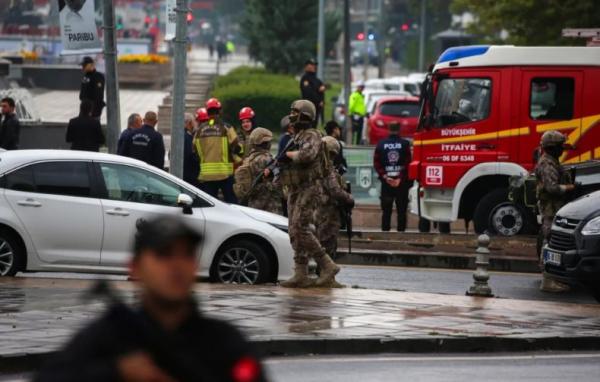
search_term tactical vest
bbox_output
[535,154,571,203]
[194,120,233,182]
[280,129,330,188]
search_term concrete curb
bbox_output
[2,336,599,372]
[335,249,540,273]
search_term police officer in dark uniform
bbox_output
[299,58,325,125]
[121,111,165,169]
[79,56,105,119]
[34,216,267,382]
[373,121,412,231]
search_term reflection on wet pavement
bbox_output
[1,277,600,357]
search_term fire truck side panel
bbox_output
[410,47,600,235]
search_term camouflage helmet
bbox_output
[249,127,273,146]
[541,130,566,148]
[322,136,340,155]
[290,99,316,123]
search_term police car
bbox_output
[0,150,293,284]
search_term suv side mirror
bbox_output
[177,193,194,215]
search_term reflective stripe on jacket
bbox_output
[193,120,237,181]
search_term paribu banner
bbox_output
[57,0,102,54]
[165,0,176,41]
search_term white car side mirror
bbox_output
[177,193,193,215]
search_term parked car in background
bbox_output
[367,95,420,145]
[0,150,294,284]
[544,190,600,302]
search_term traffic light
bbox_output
[187,12,193,23]
[401,23,410,32]
[356,32,365,41]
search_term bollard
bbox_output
[466,234,494,297]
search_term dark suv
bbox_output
[543,190,600,301]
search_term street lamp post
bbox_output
[102,0,121,154]
[317,0,326,81]
[169,0,189,179]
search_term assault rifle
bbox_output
[247,138,299,196]
[344,181,353,255]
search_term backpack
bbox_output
[233,152,261,203]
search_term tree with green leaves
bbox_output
[242,0,341,74]
[451,0,600,45]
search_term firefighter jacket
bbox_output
[193,118,240,182]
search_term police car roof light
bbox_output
[437,45,490,64]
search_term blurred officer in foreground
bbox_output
[79,56,105,119]
[34,217,267,382]
[374,121,411,232]
[121,111,165,170]
[234,128,283,215]
[535,130,575,293]
[66,100,105,152]
[318,137,354,268]
[280,100,338,288]
[299,58,325,125]
[193,98,241,203]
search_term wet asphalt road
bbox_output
[16,264,597,305]
[4,353,599,382]
[265,352,600,382]
[336,265,597,304]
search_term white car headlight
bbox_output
[581,216,600,236]
[269,223,288,233]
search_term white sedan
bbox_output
[0,150,294,283]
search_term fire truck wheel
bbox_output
[473,188,531,236]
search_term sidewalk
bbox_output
[1,277,599,366]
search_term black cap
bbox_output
[80,56,94,67]
[133,217,202,256]
[304,58,318,65]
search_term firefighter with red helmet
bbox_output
[238,106,256,160]
[192,98,241,203]
[195,107,209,126]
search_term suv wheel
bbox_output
[0,229,23,277]
[474,188,534,236]
[211,240,271,285]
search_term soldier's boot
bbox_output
[314,255,340,287]
[281,264,314,288]
[540,273,570,293]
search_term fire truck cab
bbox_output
[409,45,600,236]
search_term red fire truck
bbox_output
[409,45,600,236]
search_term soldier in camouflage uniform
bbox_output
[280,100,339,288]
[317,136,354,261]
[233,128,283,215]
[535,130,575,292]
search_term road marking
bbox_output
[265,353,600,365]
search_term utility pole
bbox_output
[170,0,189,178]
[362,0,370,81]
[102,0,121,154]
[343,0,352,145]
[377,0,385,78]
[317,0,325,80]
[418,0,426,72]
